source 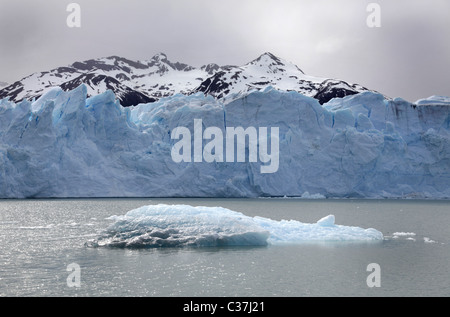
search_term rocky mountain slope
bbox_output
[0,53,372,107]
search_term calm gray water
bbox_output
[0,198,449,297]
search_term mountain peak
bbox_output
[252,52,283,65]
[259,52,280,60]
[248,52,304,74]
[150,52,168,63]
[146,53,195,72]
[201,63,221,75]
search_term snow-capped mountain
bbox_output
[0,53,373,107]
[0,53,232,107]
[195,52,370,103]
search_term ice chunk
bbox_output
[415,95,450,106]
[316,215,335,227]
[392,232,416,237]
[89,204,270,248]
[423,237,437,244]
[86,204,384,248]
[300,192,326,199]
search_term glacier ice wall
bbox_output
[0,85,449,198]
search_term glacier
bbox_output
[0,84,449,199]
[85,204,384,248]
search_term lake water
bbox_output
[0,198,448,297]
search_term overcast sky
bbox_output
[0,0,449,101]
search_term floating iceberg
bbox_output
[85,204,384,248]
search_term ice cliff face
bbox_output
[0,84,448,199]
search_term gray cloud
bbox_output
[0,0,449,101]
